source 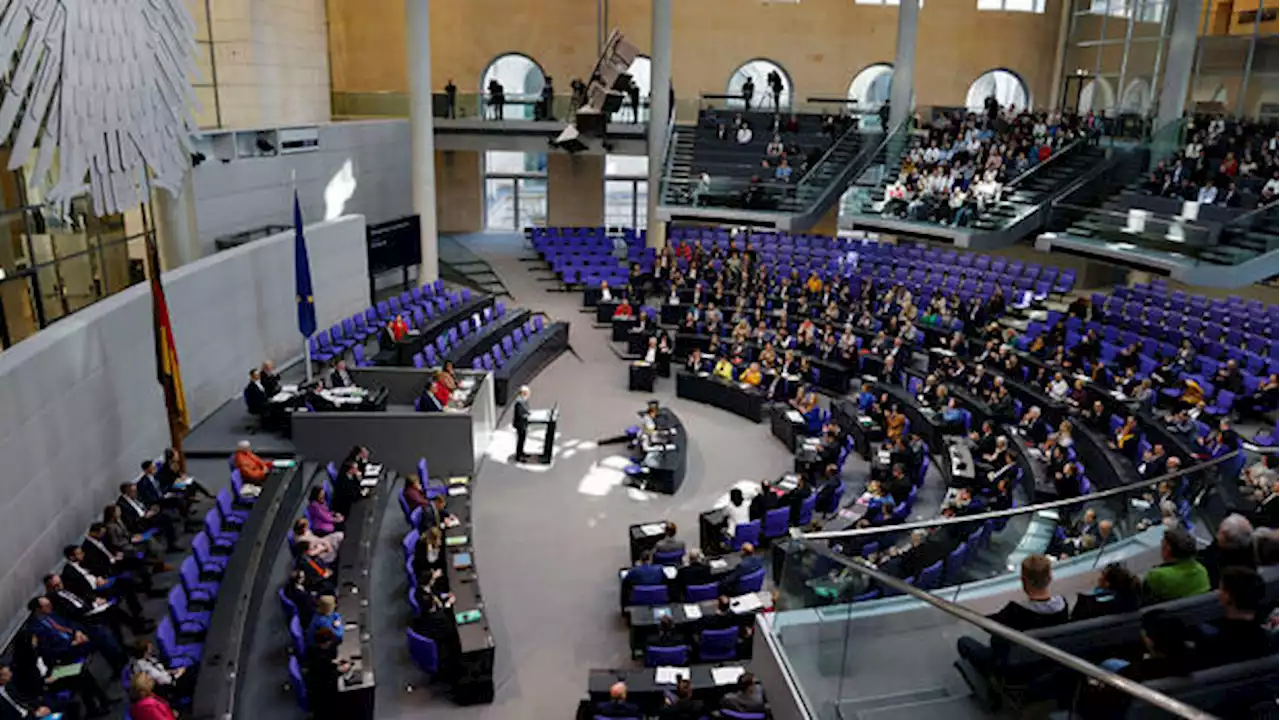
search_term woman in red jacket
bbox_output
[130,673,177,720]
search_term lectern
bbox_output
[526,404,559,464]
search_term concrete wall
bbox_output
[547,154,606,227]
[194,0,331,128]
[435,150,486,234]
[327,0,1066,111]
[192,120,412,255]
[0,216,370,630]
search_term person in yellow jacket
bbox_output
[740,362,763,387]
[713,355,734,381]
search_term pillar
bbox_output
[888,0,918,131]
[547,154,606,226]
[645,0,672,249]
[154,169,201,269]
[407,0,439,281]
[1156,0,1201,127]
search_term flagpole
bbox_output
[143,163,187,477]
[294,169,314,383]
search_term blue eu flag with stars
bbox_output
[294,191,317,338]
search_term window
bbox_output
[483,151,547,230]
[1120,78,1151,113]
[1087,0,1164,22]
[848,63,894,114]
[965,69,1030,113]
[726,59,793,110]
[1078,77,1115,112]
[855,0,924,6]
[479,53,546,121]
[977,0,1045,11]
[604,155,649,230]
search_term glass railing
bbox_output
[1145,117,1188,174]
[769,451,1240,719]
[332,91,670,124]
[1050,201,1214,248]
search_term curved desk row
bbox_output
[436,472,498,704]
[579,663,757,719]
[637,408,689,495]
[493,321,570,404]
[672,332,855,394]
[190,462,306,720]
[377,296,495,367]
[675,371,768,423]
[446,309,533,366]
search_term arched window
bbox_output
[480,53,546,120]
[848,63,894,112]
[1079,77,1115,112]
[965,69,1030,113]
[1120,78,1151,114]
[726,59,793,111]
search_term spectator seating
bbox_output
[530,226,650,287]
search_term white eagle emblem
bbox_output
[0,0,197,215]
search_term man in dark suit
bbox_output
[653,522,686,558]
[720,672,767,713]
[720,543,762,594]
[259,360,282,397]
[0,661,80,720]
[60,545,144,617]
[513,385,532,462]
[45,573,146,641]
[417,494,451,532]
[81,523,153,594]
[782,476,813,526]
[293,542,337,595]
[675,549,714,596]
[748,481,779,521]
[329,359,355,388]
[244,368,269,415]
[117,481,179,550]
[596,681,642,718]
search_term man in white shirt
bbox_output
[61,544,146,618]
[1047,372,1070,401]
[1196,182,1218,205]
[735,125,753,144]
[598,280,613,303]
[723,487,753,546]
[0,663,63,719]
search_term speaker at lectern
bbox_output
[526,403,559,465]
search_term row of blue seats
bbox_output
[408,302,508,369]
[307,280,464,363]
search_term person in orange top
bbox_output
[613,298,634,318]
[740,362,763,387]
[234,439,272,492]
[805,272,823,294]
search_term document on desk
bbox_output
[730,593,764,613]
[359,477,379,488]
[709,558,729,571]
[528,409,552,423]
[447,486,468,496]
[654,666,690,685]
[364,463,383,477]
[448,476,470,486]
[683,604,703,621]
[711,666,746,686]
[639,523,666,537]
[662,566,678,580]
[786,410,804,423]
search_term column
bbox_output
[548,154,606,227]
[888,0,918,131]
[645,0,673,249]
[407,0,439,282]
[154,169,201,269]
[1156,0,1201,127]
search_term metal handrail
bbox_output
[1223,199,1279,229]
[802,449,1240,542]
[790,537,1218,720]
[794,119,868,191]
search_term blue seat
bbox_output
[795,493,817,527]
[629,584,669,605]
[721,711,768,720]
[653,547,684,566]
[288,655,309,711]
[289,615,305,657]
[944,542,968,584]
[278,587,298,620]
[168,585,210,636]
[644,644,689,667]
[155,616,202,667]
[917,560,943,590]
[191,533,228,574]
[731,520,760,550]
[403,529,420,560]
[179,557,219,605]
[407,628,439,675]
[203,509,238,552]
[685,582,719,602]
[762,506,790,539]
[733,567,766,594]
[698,627,738,662]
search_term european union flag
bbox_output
[294,191,317,338]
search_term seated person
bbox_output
[956,554,1068,677]
[739,361,763,387]
[417,378,446,412]
[612,298,634,319]
[720,542,763,595]
[411,585,461,682]
[713,355,734,381]
[654,522,686,559]
[1196,566,1273,667]
[402,473,431,511]
[244,368,269,415]
[129,639,195,709]
[722,488,753,544]
[305,595,343,647]
[939,398,966,434]
[720,672,766,714]
[0,661,82,720]
[293,541,337,595]
[660,677,704,720]
[233,439,272,494]
[685,348,709,374]
[1143,527,1210,603]
[622,551,666,596]
[1071,563,1142,621]
[282,570,317,628]
[596,681,641,718]
[292,518,340,564]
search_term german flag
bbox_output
[145,233,189,436]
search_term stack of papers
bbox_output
[364,464,383,477]
[709,558,729,571]
[711,666,746,686]
[654,666,690,685]
[447,486,468,496]
[639,523,666,537]
[448,476,470,486]
[786,410,804,423]
[662,566,678,580]
[730,594,764,613]
[683,604,703,620]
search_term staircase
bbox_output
[1202,202,1279,267]
[663,128,695,202]
[970,144,1109,231]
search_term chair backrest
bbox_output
[720,710,768,720]
[699,626,739,652]
[629,584,669,605]
[289,615,305,657]
[653,547,685,566]
[735,567,767,594]
[406,627,439,674]
[191,532,213,564]
[403,530,420,560]
[155,617,179,661]
[685,582,720,602]
[644,644,689,667]
[288,655,309,711]
[278,587,298,619]
[796,493,817,527]
[732,520,760,549]
[763,506,791,537]
[167,585,188,619]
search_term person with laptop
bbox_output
[0,661,80,720]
